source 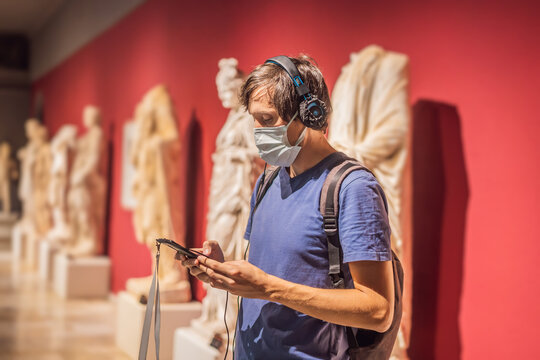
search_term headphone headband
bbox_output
[265,56,310,98]
[264,55,327,130]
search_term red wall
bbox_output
[32,0,540,358]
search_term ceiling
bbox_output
[0,0,66,36]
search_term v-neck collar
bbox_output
[278,152,345,199]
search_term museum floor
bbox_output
[0,249,130,359]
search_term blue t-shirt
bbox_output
[235,152,392,360]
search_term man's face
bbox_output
[248,87,305,145]
[248,88,283,128]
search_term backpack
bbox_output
[253,155,404,360]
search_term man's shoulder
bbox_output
[334,166,386,206]
[339,167,378,190]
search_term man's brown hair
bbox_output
[239,55,332,128]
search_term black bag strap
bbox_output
[319,158,374,349]
[254,165,280,213]
[320,159,372,289]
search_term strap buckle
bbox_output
[330,273,345,289]
[323,215,338,236]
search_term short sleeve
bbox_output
[337,170,392,263]
[243,174,263,241]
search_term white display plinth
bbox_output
[53,253,110,298]
[173,327,221,360]
[24,236,41,270]
[0,213,17,250]
[11,223,24,270]
[38,241,60,281]
[115,291,202,360]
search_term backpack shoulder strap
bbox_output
[320,159,372,289]
[254,165,280,213]
[319,158,373,350]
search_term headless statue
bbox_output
[328,45,412,360]
[0,142,18,216]
[17,119,41,235]
[65,106,107,257]
[46,125,78,244]
[191,58,262,339]
[13,121,52,268]
[32,125,53,238]
[125,85,191,304]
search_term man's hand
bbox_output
[196,256,273,299]
[176,240,273,299]
[176,240,225,283]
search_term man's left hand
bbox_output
[196,256,273,299]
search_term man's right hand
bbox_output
[176,240,224,283]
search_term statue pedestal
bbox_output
[24,236,41,270]
[173,327,222,360]
[115,291,202,360]
[11,223,25,270]
[38,241,60,281]
[0,213,17,251]
[53,253,110,298]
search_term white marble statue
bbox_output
[32,125,53,238]
[0,142,18,216]
[328,45,411,360]
[190,58,262,339]
[125,85,191,303]
[12,119,51,269]
[65,106,107,257]
[46,125,78,244]
[17,118,41,232]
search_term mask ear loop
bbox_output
[283,111,306,147]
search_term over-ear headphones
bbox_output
[265,55,328,130]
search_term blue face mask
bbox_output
[253,111,306,167]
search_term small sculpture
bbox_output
[0,142,18,216]
[125,85,191,303]
[65,106,107,257]
[46,125,78,244]
[190,58,261,338]
[17,118,41,232]
[32,125,53,237]
[328,45,411,360]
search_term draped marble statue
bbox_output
[32,125,53,238]
[328,45,411,360]
[46,125,78,244]
[65,106,107,257]
[190,58,262,340]
[0,142,18,215]
[125,85,191,303]
[13,120,52,268]
[17,119,42,235]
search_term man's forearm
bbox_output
[264,274,392,332]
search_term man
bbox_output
[180,55,397,359]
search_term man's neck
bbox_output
[288,129,336,178]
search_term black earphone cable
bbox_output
[223,291,229,360]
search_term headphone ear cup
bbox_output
[299,96,328,130]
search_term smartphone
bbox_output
[156,238,207,259]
